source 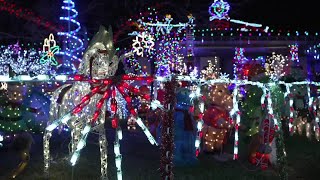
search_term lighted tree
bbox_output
[0,43,54,76]
[56,0,84,73]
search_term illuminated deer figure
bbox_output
[43,26,157,180]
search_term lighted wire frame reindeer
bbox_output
[43,26,157,180]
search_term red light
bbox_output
[143,94,150,100]
[80,95,90,104]
[91,86,101,93]
[92,111,100,121]
[74,75,83,81]
[73,106,83,114]
[103,80,111,85]
[112,118,118,128]
[195,149,199,157]
[130,109,137,116]
[125,96,131,103]
[96,100,104,109]
[102,91,109,99]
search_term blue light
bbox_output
[57,0,84,72]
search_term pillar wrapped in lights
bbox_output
[160,78,177,180]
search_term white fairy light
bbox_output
[136,117,158,145]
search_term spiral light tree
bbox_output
[56,0,84,73]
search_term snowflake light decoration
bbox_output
[209,0,231,21]
[132,31,155,57]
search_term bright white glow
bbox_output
[151,100,163,110]
[132,31,154,57]
[19,75,33,81]
[55,75,68,81]
[61,113,72,124]
[76,139,86,151]
[117,171,123,180]
[234,147,238,154]
[0,76,10,82]
[37,75,49,80]
[235,131,239,141]
[115,156,122,169]
[197,121,203,131]
[81,125,91,135]
[0,135,3,142]
[46,121,60,131]
[195,138,200,148]
[136,118,143,127]
[136,118,158,145]
[156,76,166,82]
[70,152,79,166]
[200,102,204,113]
[114,143,120,156]
[230,19,262,27]
[117,129,123,140]
[0,82,7,90]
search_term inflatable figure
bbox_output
[173,88,198,166]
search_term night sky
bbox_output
[0,0,319,40]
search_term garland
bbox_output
[160,78,177,179]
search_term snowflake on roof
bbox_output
[209,0,230,21]
[132,31,155,57]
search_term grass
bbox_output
[1,128,320,180]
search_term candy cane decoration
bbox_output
[266,86,279,131]
[284,84,294,135]
[193,86,204,157]
[307,83,320,141]
[230,85,240,160]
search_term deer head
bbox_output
[79,26,119,79]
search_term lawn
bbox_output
[1,127,320,180]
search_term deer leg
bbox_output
[99,127,108,180]
[43,130,52,177]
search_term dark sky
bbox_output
[0,0,319,40]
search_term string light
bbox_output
[56,0,84,71]
[0,43,55,76]
[289,44,299,62]
[0,0,62,32]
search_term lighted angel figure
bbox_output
[43,26,157,180]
